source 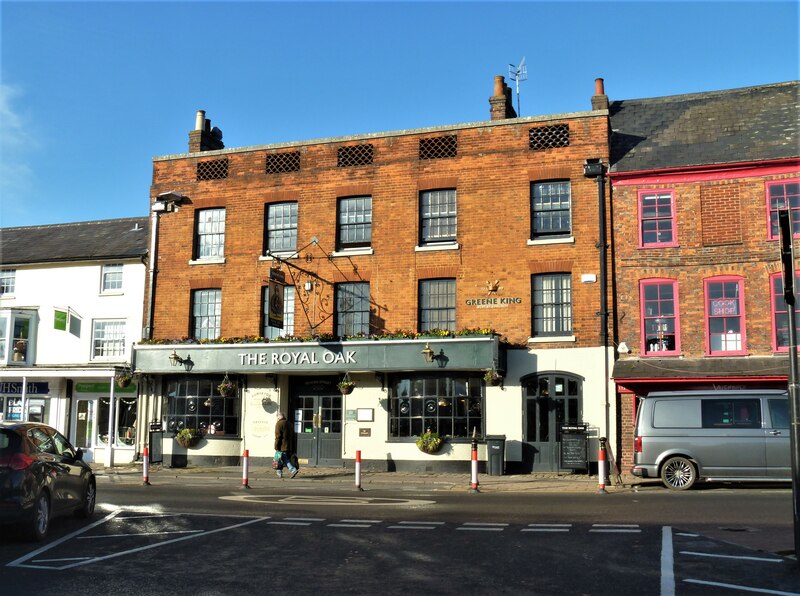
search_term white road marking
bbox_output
[661,526,675,596]
[340,519,383,524]
[387,525,436,530]
[679,551,784,563]
[461,522,509,527]
[522,523,572,533]
[675,532,699,537]
[456,526,504,531]
[398,521,445,525]
[591,524,641,533]
[220,494,435,506]
[267,521,312,526]
[284,517,325,522]
[683,579,800,595]
[77,530,204,539]
[327,524,372,528]
[32,557,93,563]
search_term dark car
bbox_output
[0,422,96,541]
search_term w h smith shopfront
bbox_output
[133,335,508,471]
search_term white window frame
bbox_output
[91,319,126,359]
[0,269,16,296]
[100,264,123,293]
[0,309,37,365]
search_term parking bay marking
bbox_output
[220,494,435,507]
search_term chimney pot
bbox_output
[494,75,506,97]
[594,78,605,96]
[195,110,206,131]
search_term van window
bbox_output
[768,399,789,429]
[701,399,761,429]
[653,399,701,428]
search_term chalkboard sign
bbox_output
[560,427,588,470]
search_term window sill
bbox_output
[415,242,460,252]
[99,291,124,297]
[637,244,680,250]
[527,236,574,246]
[331,247,374,257]
[260,251,298,261]
[189,258,226,266]
[527,335,576,344]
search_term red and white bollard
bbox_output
[355,450,363,491]
[242,449,251,489]
[142,446,151,486]
[597,437,608,494]
[469,437,479,493]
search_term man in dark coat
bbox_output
[274,411,299,478]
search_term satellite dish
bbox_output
[211,126,223,141]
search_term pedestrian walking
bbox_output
[274,411,298,478]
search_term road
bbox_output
[1,480,798,595]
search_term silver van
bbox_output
[632,390,791,489]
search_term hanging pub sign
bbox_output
[268,268,287,329]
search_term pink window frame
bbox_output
[770,272,800,352]
[639,278,681,356]
[765,178,800,241]
[637,189,678,248]
[704,276,746,356]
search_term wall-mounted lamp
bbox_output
[583,158,606,179]
[153,191,189,213]
[421,343,435,363]
[168,349,194,372]
[421,343,447,368]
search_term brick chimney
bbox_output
[188,110,225,152]
[591,78,609,110]
[489,75,517,120]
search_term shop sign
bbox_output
[0,382,49,395]
[465,297,522,308]
[239,350,357,366]
[75,381,137,394]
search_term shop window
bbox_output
[767,179,800,240]
[96,396,139,447]
[263,285,295,339]
[192,289,221,340]
[335,282,371,337]
[419,279,456,332]
[640,279,680,355]
[166,377,240,437]
[337,196,372,250]
[531,273,572,337]
[531,181,571,239]
[0,309,36,365]
[705,276,746,355]
[265,202,298,254]
[771,273,800,351]
[420,189,457,245]
[101,264,123,293]
[388,374,483,439]
[194,208,226,260]
[639,190,677,247]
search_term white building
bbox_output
[0,217,148,465]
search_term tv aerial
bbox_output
[508,56,527,116]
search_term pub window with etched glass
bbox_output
[771,273,800,351]
[166,377,240,437]
[705,277,746,355]
[640,279,680,355]
[389,375,483,439]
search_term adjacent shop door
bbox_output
[72,399,97,463]
[523,372,582,472]
[292,378,342,467]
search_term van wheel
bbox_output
[661,456,696,490]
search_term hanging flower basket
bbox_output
[115,373,132,388]
[416,430,444,454]
[484,369,503,386]
[337,373,355,395]
[175,428,200,448]
[218,373,236,397]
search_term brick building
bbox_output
[608,81,800,471]
[134,76,615,472]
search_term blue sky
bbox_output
[1,1,798,228]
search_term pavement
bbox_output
[91,462,798,558]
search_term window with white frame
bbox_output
[532,273,572,337]
[92,320,126,358]
[101,264,123,293]
[639,190,677,247]
[767,179,800,240]
[335,282,371,337]
[263,285,295,339]
[337,196,372,250]
[195,208,226,259]
[640,279,680,355]
[0,270,15,296]
[192,289,221,340]
[0,309,36,365]
[771,273,800,351]
[420,189,457,244]
[705,277,746,355]
[531,181,571,238]
[419,279,456,332]
[265,202,298,254]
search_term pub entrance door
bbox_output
[291,377,343,467]
[523,372,583,472]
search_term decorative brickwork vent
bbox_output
[419,135,458,160]
[337,144,373,167]
[266,151,301,174]
[529,124,570,151]
[196,158,229,181]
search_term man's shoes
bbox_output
[290,469,299,479]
